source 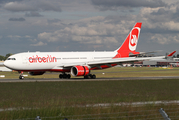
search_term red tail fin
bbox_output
[167,51,176,57]
[114,22,142,58]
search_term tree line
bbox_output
[0,53,13,61]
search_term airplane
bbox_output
[3,22,175,79]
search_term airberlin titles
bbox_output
[28,55,57,63]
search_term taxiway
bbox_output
[0,76,179,82]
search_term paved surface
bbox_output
[0,76,179,82]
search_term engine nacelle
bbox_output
[71,66,90,76]
[28,71,45,76]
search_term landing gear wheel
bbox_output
[92,74,96,79]
[63,74,67,78]
[67,74,71,79]
[84,76,87,79]
[19,71,24,80]
[59,73,71,79]
[84,74,96,79]
[84,75,90,79]
[59,74,63,79]
[19,75,24,80]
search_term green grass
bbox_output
[1,66,179,79]
[1,105,179,120]
[93,67,179,78]
[0,80,179,109]
[0,80,179,119]
[1,67,179,119]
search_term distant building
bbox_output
[131,56,179,67]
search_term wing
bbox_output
[55,50,175,69]
[59,56,166,68]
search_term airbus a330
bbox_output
[4,22,174,79]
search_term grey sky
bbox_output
[0,0,179,55]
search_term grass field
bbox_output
[1,66,179,79]
[0,67,179,119]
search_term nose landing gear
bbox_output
[19,71,24,80]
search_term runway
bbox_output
[0,76,179,82]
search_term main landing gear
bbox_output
[84,74,96,79]
[59,73,96,79]
[59,73,71,79]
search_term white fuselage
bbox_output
[4,51,117,72]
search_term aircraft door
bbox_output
[22,55,28,64]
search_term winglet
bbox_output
[167,51,176,57]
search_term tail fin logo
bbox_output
[129,27,140,51]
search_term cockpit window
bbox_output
[7,58,16,60]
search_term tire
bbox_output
[67,74,71,79]
[84,75,89,79]
[63,74,67,78]
[92,74,96,79]
[19,75,24,80]
[59,74,63,79]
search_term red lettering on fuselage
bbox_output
[28,55,57,63]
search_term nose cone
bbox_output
[4,60,12,69]
[4,54,23,70]
[4,58,18,70]
[4,60,7,67]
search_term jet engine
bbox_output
[71,66,90,76]
[28,71,45,76]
